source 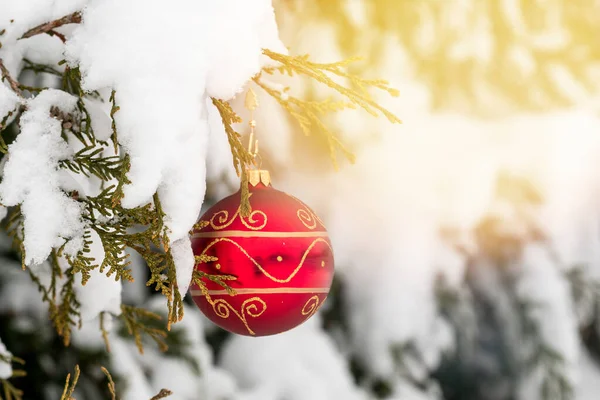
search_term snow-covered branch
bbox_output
[20,11,82,41]
[0,59,22,97]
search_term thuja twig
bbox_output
[20,12,82,40]
[262,49,401,122]
[255,50,401,168]
[60,365,172,400]
[0,355,26,400]
[211,98,254,176]
[100,367,117,400]
[59,365,80,400]
[120,304,168,354]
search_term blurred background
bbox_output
[3,0,600,399]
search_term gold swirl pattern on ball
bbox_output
[200,237,332,283]
[297,208,317,229]
[208,206,267,231]
[211,297,267,336]
[301,295,320,320]
[289,195,326,230]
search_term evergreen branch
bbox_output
[60,231,98,285]
[0,59,23,97]
[17,84,45,94]
[59,365,80,400]
[60,147,122,181]
[100,367,116,400]
[150,389,173,400]
[253,77,355,168]
[109,90,119,153]
[0,108,16,149]
[110,154,131,207]
[47,30,67,43]
[194,254,217,263]
[191,220,209,231]
[0,355,25,400]
[4,208,23,257]
[261,49,401,123]
[21,59,63,77]
[154,194,183,328]
[120,304,168,354]
[62,66,84,97]
[210,98,253,216]
[51,268,82,346]
[100,312,112,353]
[119,194,184,328]
[20,12,82,40]
[58,365,171,400]
[516,296,574,400]
[27,251,63,330]
[210,98,253,177]
[191,269,237,306]
[1,379,23,400]
[91,223,133,282]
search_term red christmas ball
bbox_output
[190,170,334,336]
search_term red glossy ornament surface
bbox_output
[190,178,334,336]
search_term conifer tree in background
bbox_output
[1,1,600,400]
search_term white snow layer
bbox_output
[0,0,86,77]
[0,89,85,265]
[64,0,286,243]
[221,316,367,400]
[171,236,195,296]
[0,84,21,121]
[0,338,12,379]
[110,299,239,400]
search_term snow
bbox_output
[0,83,20,121]
[82,96,113,142]
[517,244,580,391]
[0,206,7,223]
[577,351,600,400]
[221,315,366,400]
[113,298,240,400]
[171,236,194,297]
[0,89,85,265]
[110,337,156,400]
[0,337,12,379]
[64,0,285,247]
[0,0,85,78]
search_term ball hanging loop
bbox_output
[244,87,269,185]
